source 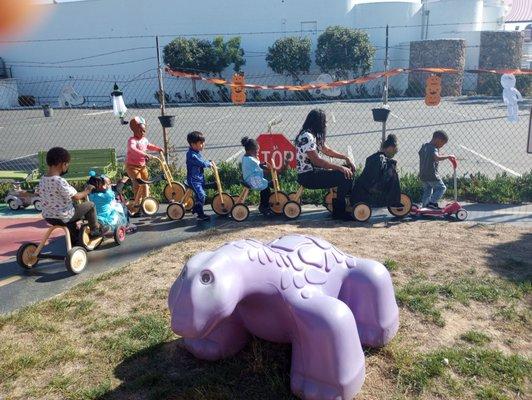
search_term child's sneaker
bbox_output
[427,202,441,210]
[126,223,137,233]
[197,214,211,221]
[259,206,273,217]
[89,228,103,239]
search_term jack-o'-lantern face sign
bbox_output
[425,75,442,106]
[231,74,246,104]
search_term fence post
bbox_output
[381,25,389,145]
[156,35,169,162]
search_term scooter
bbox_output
[410,157,468,221]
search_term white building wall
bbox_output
[0,0,507,104]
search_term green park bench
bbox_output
[0,170,30,182]
[27,148,119,183]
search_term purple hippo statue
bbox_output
[168,234,399,400]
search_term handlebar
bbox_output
[449,156,458,170]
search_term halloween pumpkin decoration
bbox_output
[231,74,246,105]
[425,75,442,107]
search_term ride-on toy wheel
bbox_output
[65,247,88,274]
[164,182,186,203]
[8,199,20,210]
[79,224,104,251]
[231,204,250,222]
[352,202,372,222]
[141,197,159,216]
[388,193,412,218]
[114,226,126,245]
[33,200,42,212]
[212,193,234,216]
[455,209,468,221]
[167,203,185,221]
[283,201,301,220]
[182,194,195,212]
[288,192,301,204]
[269,192,289,215]
[16,243,39,269]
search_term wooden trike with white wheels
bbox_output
[230,181,253,222]
[166,183,195,221]
[167,161,233,221]
[268,168,301,220]
[16,220,88,274]
[210,162,234,216]
[128,151,185,217]
[325,191,412,222]
[78,222,128,250]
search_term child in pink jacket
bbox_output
[124,116,162,214]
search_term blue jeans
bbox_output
[421,179,446,206]
[189,181,215,216]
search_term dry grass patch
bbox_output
[0,220,530,399]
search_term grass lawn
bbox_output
[0,220,530,400]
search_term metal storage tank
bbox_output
[347,1,423,71]
[482,0,506,31]
[427,0,484,36]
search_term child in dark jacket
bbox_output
[351,134,403,208]
[186,131,213,221]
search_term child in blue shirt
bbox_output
[186,131,212,221]
[241,137,273,216]
[87,172,131,230]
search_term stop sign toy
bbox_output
[257,133,296,170]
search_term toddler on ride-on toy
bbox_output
[39,147,100,237]
[87,171,135,233]
[351,134,403,208]
[186,131,214,221]
[240,136,275,217]
[125,116,163,216]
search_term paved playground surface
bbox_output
[0,202,530,315]
[1,98,531,177]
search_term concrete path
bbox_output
[0,202,530,315]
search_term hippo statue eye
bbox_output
[200,270,214,285]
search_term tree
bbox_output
[163,36,245,76]
[266,36,311,84]
[212,36,246,75]
[163,37,216,74]
[315,26,375,80]
[163,36,245,101]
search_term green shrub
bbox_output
[4,160,530,206]
[0,182,12,200]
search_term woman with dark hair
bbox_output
[351,134,403,208]
[295,108,355,219]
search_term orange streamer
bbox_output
[165,66,532,92]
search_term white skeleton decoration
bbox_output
[501,74,523,123]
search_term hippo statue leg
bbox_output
[338,258,399,348]
[289,295,365,400]
[183,315,250,361]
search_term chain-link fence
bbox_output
[0,70,531,209]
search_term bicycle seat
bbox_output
[44,218,77,228]
[136,174,164,185]
[240,180,252,189]
[136,177,155,185]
